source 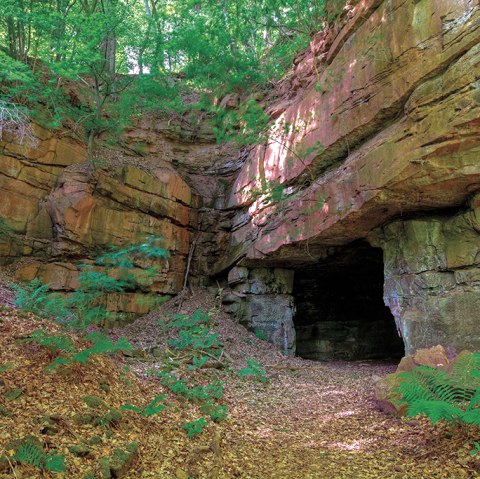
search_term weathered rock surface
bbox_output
[220,0,480,355]
[223,267,296,354]
[371,193,480,356]
[0,124,86,260]
[223,0,480,267]
[0,117,231,322]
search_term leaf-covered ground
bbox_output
[1,288,479,478]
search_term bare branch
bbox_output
[0,101,39,148]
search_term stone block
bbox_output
[241,294,296,355]
[249,268,294,294]
[227,266,249,286]
[396,345,449,373]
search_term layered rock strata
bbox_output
[0,117,233,322]
[220,0,480,355]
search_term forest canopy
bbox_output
[0,0,339,153]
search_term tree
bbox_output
[0,0,335,151]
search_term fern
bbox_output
[122,395,167,416]
[13,279,72,322]
[181,417,208,437]
[72,333,132,364]
[22,328,76,354]
[397,352,480,426]
[12,439,65,472]
[164,309,223,352]
[238,358,267,382]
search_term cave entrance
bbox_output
[293,241,404,361]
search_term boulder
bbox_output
[375,345,450,416]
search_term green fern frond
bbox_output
[406,400,464,424]
[12,439,65,472]
[13,440,45,469]
[397,352,480,426]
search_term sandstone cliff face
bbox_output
[2,0,480,354]
[0,117,235,323]
[221,0,480,356]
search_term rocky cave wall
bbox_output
[0,117,238,324]
[370,194,480,357]
[218,0,480,357]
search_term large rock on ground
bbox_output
[375,345,449,416]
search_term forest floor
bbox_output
[1,286,479,479]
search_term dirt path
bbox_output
[220,360,469,479]
[117,290,475,479]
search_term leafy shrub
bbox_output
[397,352,480,426]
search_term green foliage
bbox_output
[397,353,480,426]
[254,330,268,341]
[12,438,65,473]
[13,279,72,322]
[206,404,228,423]
[21,328,76,355]
[121,395,167,417]
[143,308,229,436]
[0,0,339,150]
[212,99,270,147]
[238,358,268,383]
[181,418,208,437]
[39,332,132,372]
[165,309,223,352]
[471,441,480,457]
[0,363,14,373]
[14,238,166,370]
[15,236,168,330]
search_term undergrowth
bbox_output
[397,352,480,428]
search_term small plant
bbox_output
[238,358,268,383]
[396,352,480,427]
[181,418,208,437]
[13,279,72,322]
[50,333,131,371]
[11,437,65,473]
[21,328,76,355]
[0,363,14,373]
[122,395,167,417]
[254,329,268,341]
[206,404,228,423]
[164,309,222,352]
[470,441,480,457]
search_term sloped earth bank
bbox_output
[1,287,478,478]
